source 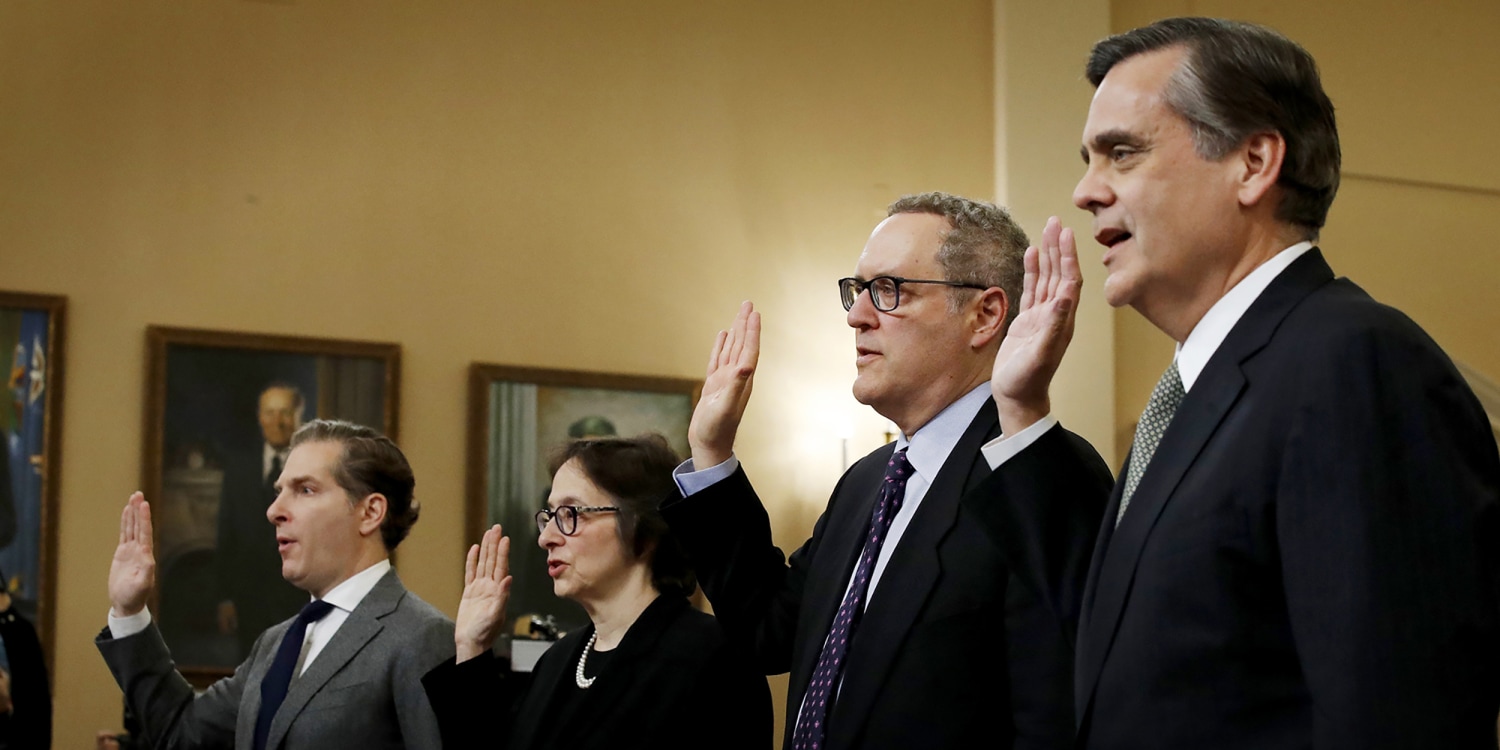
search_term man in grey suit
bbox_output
[98,419,454,750]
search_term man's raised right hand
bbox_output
[108,492,156,618]
[687,301,761,469]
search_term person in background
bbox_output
[98,419,453,749]
[422,434,771,749]
[216,382,312,661]
[0,567,49,750]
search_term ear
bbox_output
[356,493,388,538]
[969,287,1009,349]
[1237,131,1287,209]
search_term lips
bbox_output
[1095,227,1132,249]
[277,535,295,555]
[855,346,880,365]
[547,560,567,578]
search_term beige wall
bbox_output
[5,0,1496,746]
[1110,0,1500,465]
[0,1,994,745]
[995,0,1115,459]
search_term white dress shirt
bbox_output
[109,558,393,677]
[1174,241,1314,391]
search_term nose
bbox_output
[266,488,288,525]
[1072,160,1113,214]
[846,285,879,330]
[537,518,562,549]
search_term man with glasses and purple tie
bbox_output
[96,420,453,750]
[665,192,1113,750]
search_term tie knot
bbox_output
[885,448,912,482]
[298,599,335,624]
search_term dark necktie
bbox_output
[253,599,335,750]
[791,448,913,750]
[1118,360,1185,524]
[264,453,283,497]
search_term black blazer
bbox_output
[984,250,1500,749]
[421,595,771,750]
[0,604,50,749]
[664,403,1112,750]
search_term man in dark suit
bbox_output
[666,192,1112,749]
[217,383,313,662]
[979,17,1500,749]
[98,420,454,749]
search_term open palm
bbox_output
[687,300,761,468]
[991,217,1082,427]
[455,524,512,662]
[108,492,156,617]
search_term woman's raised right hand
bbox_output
[454,524,512,663]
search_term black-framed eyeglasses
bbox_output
[535,505,620,536]
[838,276,989,312]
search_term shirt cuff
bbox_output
[108,606,153,639]
[980,415,1060,469]
[672,454,741,496]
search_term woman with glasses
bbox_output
[421,434,771,749]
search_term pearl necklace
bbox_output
[575,632,599,689]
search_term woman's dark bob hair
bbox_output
[547,433,697,598]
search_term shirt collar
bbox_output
[895,383,990,482]
[1176,241,1314,391]
[318,558,391,614]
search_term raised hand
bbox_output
[991,217,1083,434]
[687,300,761,468]
[108,492,156,617]
[455,524,512,663]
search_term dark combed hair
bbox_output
[290,419,419,551]
[547,433,696,598]
[1085,17,1341,237]
[887,191,1029,330]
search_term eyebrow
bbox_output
[1080,128,1148,162]
[272,474,314,495]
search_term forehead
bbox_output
[1082,47,1187,144]
[284,440,342,479]
[546,458,607,508]
[854,212,949,277]
[259,387,299,410]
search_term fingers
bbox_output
[497,533,510,582]
[706,330,726,377]
[724,301,749,367]
[1057,227,1081,313]
[1037,218,1057,302]
[464,543,479,587]
[479,525,507,581]
[740,309,761,370]
[1019,245,1039,313]
[137,495,154,553]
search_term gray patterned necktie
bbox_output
[1118,360,1185,525]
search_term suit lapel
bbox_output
[1074,250,1336,722]
[827,404,1000,747]
[264,569,403,750]
[787,444,894,706]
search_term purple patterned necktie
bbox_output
[791,448,913,750]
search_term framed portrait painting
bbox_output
[466,364,699,640]
[0,291,65,669]
[143,326,399,685]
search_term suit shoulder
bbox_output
[390,591,456,640]
[1283,278,1450,365]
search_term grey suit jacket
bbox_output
[97,568,455,750]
